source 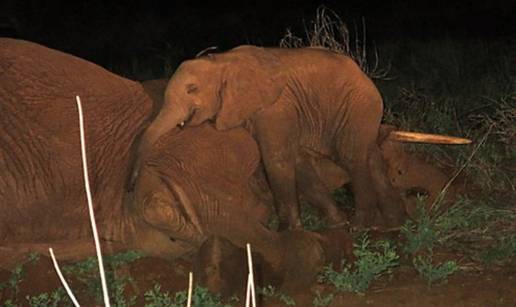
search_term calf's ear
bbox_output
[215,46,287,130]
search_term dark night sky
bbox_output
[1,0,514,77]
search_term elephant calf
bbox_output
[140,78,464,231]
[134,46,469,231]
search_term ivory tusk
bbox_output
[387,130,472,145]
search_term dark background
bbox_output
[1,0,515,79]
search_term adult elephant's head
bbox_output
[137,46,286,158]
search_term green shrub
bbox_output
[318,235,399,293]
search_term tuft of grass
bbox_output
[413,255,458,286]
[401,197,438,255]
[480,235,516,265]
[318,235,399,293]
[401,197,515,256]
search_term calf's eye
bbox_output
[186,84,198,94]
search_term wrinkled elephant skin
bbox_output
[0,39,194,267]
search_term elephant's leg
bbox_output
[296,154,348,227]
[254,105,302,231]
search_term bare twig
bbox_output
[279,6,391,80]
[76,95,111,306]
[430,124,494,211]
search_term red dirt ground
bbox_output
[1,252,515,306]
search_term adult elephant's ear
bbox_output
[377,124,398,145]
[216,46,287,130]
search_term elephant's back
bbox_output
[0,38,153,242]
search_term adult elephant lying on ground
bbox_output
[0,38,171,266]
[134,46,470,230]
[0,38,352,291]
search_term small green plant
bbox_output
[413,255,458,286]
[144,284,176,306]
[480,235,516,265]
[401,198,438,254]
[27,252,40,263]
[25,288,71,307]
[258,285,296,306]
[313,291,334,307]
[63,251,143,304]
[144,284,237,307]
[318,235,399,293]
[3,299,17,307]
[0,264,26,301]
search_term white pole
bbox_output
[245,243,256,307]
[76,96,110,307]
[48,248,80,307]
[187,272,193,307]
